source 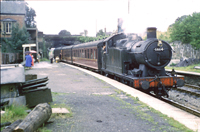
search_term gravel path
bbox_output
[25,61,193,132]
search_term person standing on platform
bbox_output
[59,53,62,62]
[25,53,32,69]
[37,53,41,63]
[30,53,34,67]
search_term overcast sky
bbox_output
[26,0,200,36]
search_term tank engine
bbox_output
[101,27,184,97]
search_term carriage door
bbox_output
[102,42,107,69]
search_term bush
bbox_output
[170,12,200,49]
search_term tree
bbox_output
[1,24,30,59]
[174,15,187,23]
[96,29,105,37]
[58,30,71,36]
[84,30,88,36]
[170,12,200,49]
[25,2,36,28]
[157,30,171,42]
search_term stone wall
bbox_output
[170,41,200,60]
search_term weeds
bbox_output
[40,58,49,62]
[1,105,28,123]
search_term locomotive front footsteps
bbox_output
[54,27,184,98]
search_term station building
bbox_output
[0,1,38,64]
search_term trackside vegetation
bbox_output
[169,12,200,50]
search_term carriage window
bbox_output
[109,39,112,47]
[91,49,93,59]
[75,50,76,57]
[87,49,90,58]
[94,50,96,59]
[85,50,87,58]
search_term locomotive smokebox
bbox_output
[147,27,157,39]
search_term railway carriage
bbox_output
[72,40,104,70]
[62,45,73,63]
[54,47,63,59]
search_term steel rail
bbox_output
[184,84,200,90]
[172,87,200,97]
[161,97,200,117]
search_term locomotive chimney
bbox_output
[147,27,157,39]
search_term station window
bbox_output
[2,22,12,34]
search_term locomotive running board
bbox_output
[101,69,184,89]
[127,75,184,89]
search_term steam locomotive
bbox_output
[54,27,184,97]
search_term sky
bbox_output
[26,0,200,36]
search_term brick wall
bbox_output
[0,15,25,38]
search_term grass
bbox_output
[1,105,28,124]
[166,63,200,73]
[40,58,49,62]
[52,92,67,96]
[1,105,29,131]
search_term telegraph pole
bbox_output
[96,19,97,37]
[128,0,130,14]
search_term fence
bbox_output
[1,53,19,64]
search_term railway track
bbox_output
[161,97,200,117]
[148,90,200,117]
[172,84,200,97]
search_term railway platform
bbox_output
[25,61,200,132]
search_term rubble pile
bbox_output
[176,58,200,67]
